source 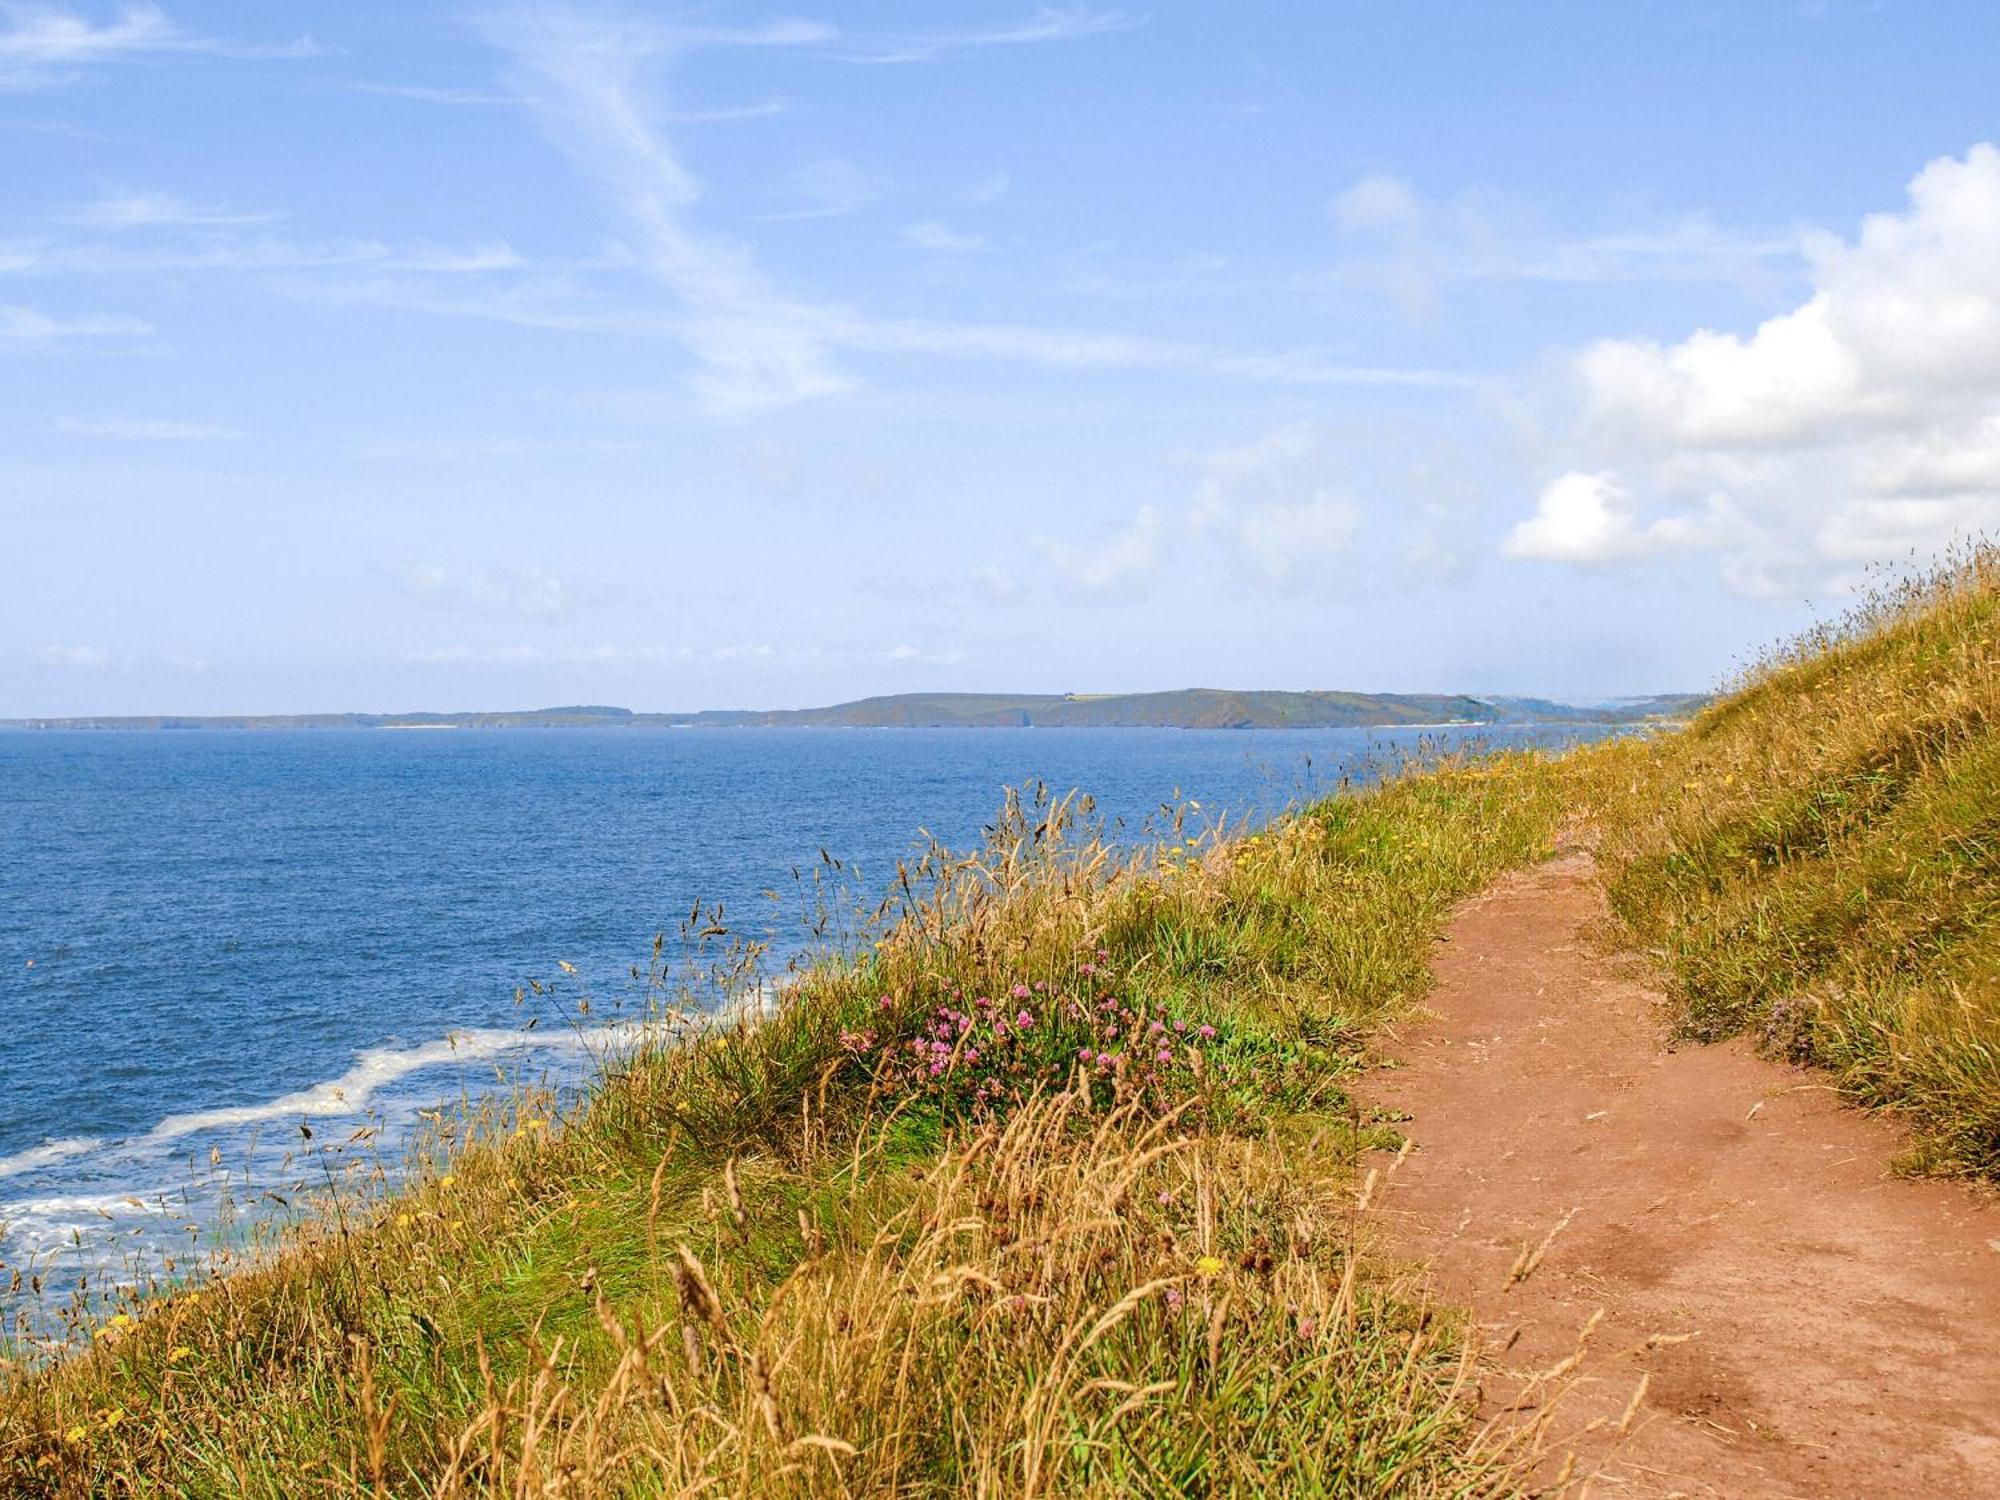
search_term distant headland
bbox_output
[2,688,1705,732]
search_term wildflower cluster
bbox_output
[848,952,1226,1120]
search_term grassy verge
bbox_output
[1,756,1574,1495]
[1576,545,1999,1174]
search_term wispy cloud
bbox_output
[63,190,281,229]
[1188,424,1360,589]
[0,231,527,275]
[212,9,1470,415]
[31,643,112,668]
[1030,504,1164,599]
[386,562,596,623]
[666,97,786,124]
[1321,171,1801,315]
[59,414,235,438]
[343,80,512,106]
[825,7,1142,65]
[0,2,321,91]
[403,639,965,670]
[0,302,150,343]
[480,6,850,416]
[761,155,888,221]
[902,220,988,253]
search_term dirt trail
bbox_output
[1366,851,2000,1499]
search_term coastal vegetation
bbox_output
[1,546,1993,1495]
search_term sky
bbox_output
[4,1,2000,715]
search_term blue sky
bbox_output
[5,1,1999,714]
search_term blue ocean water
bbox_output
[0,724,1613,1317]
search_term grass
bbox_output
[7,540,1994,1493]
[0,755,1574,1496]
[1576,543,2000,1174]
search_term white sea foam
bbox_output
[0,1135,105,1182]
[143,1024,626,1144]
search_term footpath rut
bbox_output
[1365,851,2000,1499]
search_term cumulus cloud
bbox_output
[1509,143,2000,592]
[1189,425,1360,587]
[1501,471,1726,564]
[387,562,592,622]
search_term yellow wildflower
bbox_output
[64,1425,87,1444]
[1195,1255,1225,1278]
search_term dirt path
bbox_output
[1365,852,2000,1498]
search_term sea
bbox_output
[0,723,1618,1327]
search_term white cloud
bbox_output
[1189,425,1360,587]
[0,302,150,343]
[902,221,987,253]
[59,414,234,438]
[0,3,319,90]
[1501,471,1719,564]
[1030,504,1163,598]
[387,562,592,623]
[1509,143,2000,591]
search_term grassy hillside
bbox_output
[1582,546,1999,1174]
[1,763,1576,1495]
[3,547,1992,1494]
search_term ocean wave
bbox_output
[142,1024,628,1144]
[0,1136,106,1182]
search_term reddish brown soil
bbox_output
[1366,852,2000,1499]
